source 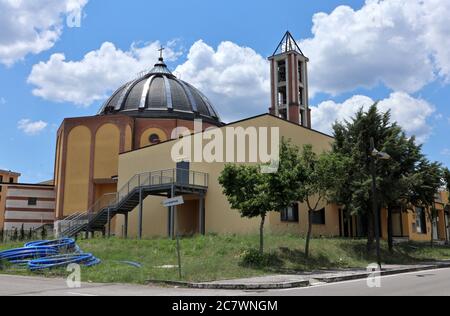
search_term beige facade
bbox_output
[3,184,55,231]
[0,170,21,230]
[114,114,337,238]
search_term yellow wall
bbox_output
[269,202,340,236]
[94,124,120,179]
[115,115,337,238]
[139,128,168,148]
[63,126,91,215]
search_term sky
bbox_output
[0,0,449,183]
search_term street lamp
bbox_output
[370,137,391,270]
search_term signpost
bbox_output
[163,196,185,278]
[162,196,184,208]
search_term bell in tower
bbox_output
[269,31,311,128]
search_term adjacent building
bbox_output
[2,183,55,231]
[0,169,21,230]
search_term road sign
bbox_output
[162,196,184,207]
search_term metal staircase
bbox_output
[59,169,208,238]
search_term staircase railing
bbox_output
[60,169,208,236]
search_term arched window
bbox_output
[149,133,161,144]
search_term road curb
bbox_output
[147,263,450,290]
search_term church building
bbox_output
[1,32,449,244]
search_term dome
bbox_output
[97,57,222,125]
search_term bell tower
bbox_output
[269,31,311,128]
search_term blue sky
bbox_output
[0,0,449,183]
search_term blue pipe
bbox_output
[0,238,100,270]
[29,253,101,271]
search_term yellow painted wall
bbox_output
[269,202,340,236]
[139,128,168,148]
[94,124,120,180]
[63,126,91,215]
[115,115,336,238]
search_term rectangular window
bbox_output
[298,61,303,83]
[0,175,3,192]
[278,86,287,106]
[299,87,304,105]
[312,208,326,225]
[28,197,37,206]
[277,60,286,82]
[415,207,427,234]
[281,204,299,223]
[9,177,14,183]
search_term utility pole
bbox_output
[370,137,382,269]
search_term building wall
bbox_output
[0,171,20,230]
[115,114,336,238]
[63,125,91,215]
[54,114,219,220]
[94,123,121,180]
[3,185,55,231]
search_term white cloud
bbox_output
[27,40,269,120]
[17,119,48,135]
[311,92,435,143]
[0,0,88,66]
[27,41,182,106]
[442,148,450,157]
[300,0,450,96]
[175,40,270,122]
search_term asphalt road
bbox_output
[1,268,450,296]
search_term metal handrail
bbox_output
[60,168,209,236]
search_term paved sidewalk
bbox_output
[154,261,450,290]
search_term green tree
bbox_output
[409,159,443,247]
[332,103,424,253]
[443,168,450,202]
[219,140,304,254]
[297,145,349,258]
[378,131,423,252]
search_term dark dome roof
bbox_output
[98,57,222,125]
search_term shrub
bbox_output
[240,248,282,268]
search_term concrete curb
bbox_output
[147,262,450,290]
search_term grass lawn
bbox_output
[1,234,450,284]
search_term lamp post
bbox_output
[370,137,391,270]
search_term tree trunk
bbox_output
[259,213,266,254]
[387,206,394,253]
[305,210,313,258]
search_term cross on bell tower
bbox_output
[269,31,311,128]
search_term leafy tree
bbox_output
[444,168,450,203]
[333,104,392,252]
[219,140,304,254]
[377,130,423,252]
[408,159,443,247]
[332,103,424,253]
[297,145,349,258]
